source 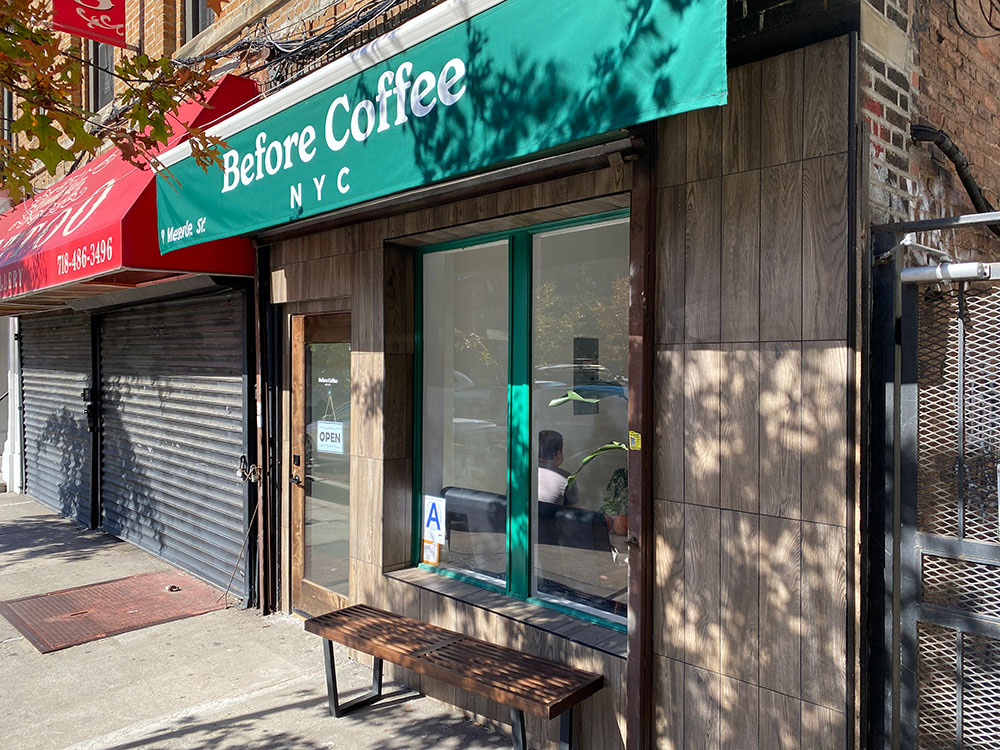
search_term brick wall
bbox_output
[863,0,1000,260]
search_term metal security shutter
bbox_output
[100,291,249,598]
[20,312,93,525]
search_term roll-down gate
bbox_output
[20,312,94,526]
[99,292,251,598]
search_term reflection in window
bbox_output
[90,42,114,112]
[304,341,351,596]
[186,0,216,41]
[417,216,629,623]
[532,219,629,619]
[1,88,12,166]
[421,241,509,583]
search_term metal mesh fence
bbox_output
[962,632,1000,749]
[917,288,961,538]
[917,622,958,750]
[915,283,1000,747]
[923,554,1000,619]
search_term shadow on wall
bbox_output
[98,377,166,562]
[38,406,92,525]
[653,342,849,745]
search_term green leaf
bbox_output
[564,441,628,489]
[547,390,601,408]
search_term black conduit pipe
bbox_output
[910,124,1000,237]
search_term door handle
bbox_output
[291,474,303,486]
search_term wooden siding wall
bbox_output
[272,167,632,750]
[652,36,852,750]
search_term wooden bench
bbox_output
[305,604,604,750]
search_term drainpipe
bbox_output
[910,124,1000,237]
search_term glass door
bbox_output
[291,313,351,614]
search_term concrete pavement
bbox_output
[0,494,509,750]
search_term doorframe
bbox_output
[290,311,353,615]
[626,122,656,750]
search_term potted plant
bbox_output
[600,467,628,535]
[549,390,630,532]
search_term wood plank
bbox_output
[349,455,382,567]
[654,347,684,503]
[657,115,687,188]
[687,106,723,182]
[721,171,761,343]
[760,342,802,519]
[723,62,762,175]
[759,517,802,697]
[685,346,722,508]
[760,162,802,342]
[801,522,847,711]
[350,352,384,460]
[721,344,759,513]
[685,178,722,343]
[759,689,801,749]
[383,244,414,355]
[592,652,626,750]
[356,248,382,353]
[802,702,846,750]
[803,36,850,160]
[419,591,458,709]
[381,457,412,568]
[720,676,758,750]
[656,184,686,344]
[564,642,597,750]
[383,353,413,462]
[801,342,848,525]
[654,655,685,750]
[761,49,804,167]
[802,153,849,341]
[684,664,721,750]
[721,510,759,683]
[653,499,685,660]
[684,503,721,672]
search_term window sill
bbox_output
[385,567,627,659]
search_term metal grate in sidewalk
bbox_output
[0,569,229,653]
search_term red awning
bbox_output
[0,75,259,314]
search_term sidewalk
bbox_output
[0,494,508,750]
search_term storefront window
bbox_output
[417,213,629,624]
[531,220,629,618]
[420,242,509,583]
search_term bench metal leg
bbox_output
[323,639,384,718]
[559,708,573,750]
[509,707,572,750]
[510,708,527,750]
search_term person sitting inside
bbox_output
[537,429,579,506]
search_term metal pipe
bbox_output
[910,124,1000,237]
[900,262,988,284]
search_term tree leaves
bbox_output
[0,0,226,202]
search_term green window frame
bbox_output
[411,209,629,630]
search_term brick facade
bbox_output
[862,0,1000,260]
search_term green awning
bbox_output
[157,0,726,252]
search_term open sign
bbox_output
[317,421,344,454]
